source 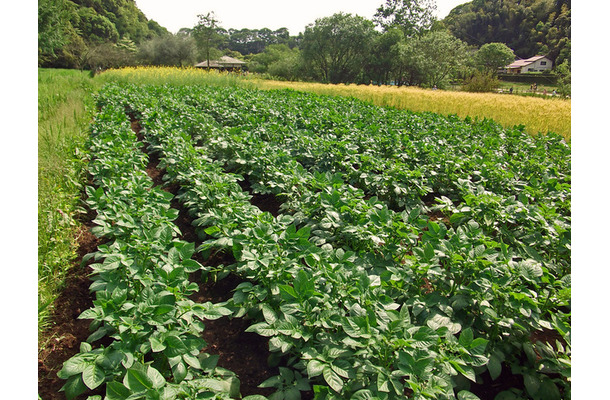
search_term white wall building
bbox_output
[501,55,553,74]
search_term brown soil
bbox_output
[38,221,103,400]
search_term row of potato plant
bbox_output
[113,84,494,400]
[183,86,570,280]
[58,94,255,400]
[110,83,570,399]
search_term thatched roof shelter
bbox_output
[195,56,246,70]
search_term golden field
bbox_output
[99,67,571,141]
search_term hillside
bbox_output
[442,0,570,65]
[38,0,168,68]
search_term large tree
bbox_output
[474,42,515,73]
[364,28,404,85]
[374,0,437,37]
[398,30,469,88]
[301,13,377,84]
[138,34,197,67]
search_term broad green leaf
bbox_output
[61,374,88,400]
[330,360,351,379]
[146,366,166,389]
[124,367,153,392]
[377,372,390,392]
[457,390,481,400]
[523,372,541,396]
[262,303,278,324]
[307,359,325,378]
[106,381,131,400]
[82,363,106,390]
[279,284,299,301]
[183,353,202,369]
[459,327,474,347]
[487,354,502,381]
[164,335,188,357]
[258,374,282,388]
[323,367,344,393]
[58,356,89,378]
[450,360,476,382]
[150,337,166,352]
[171,360,187,383]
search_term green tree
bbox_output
[554,59,571,97]
[138,34,197,66]
[192,12,224,67]
[398,30,469,88]
[474,42,515,73]
[301,13,377,83]
[38,0,71,64]
[374,0,437,37]
[364,28,404,85]
[74,7,120,44]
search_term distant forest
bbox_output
[38,0,570,90]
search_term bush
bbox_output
[462,71,499,92]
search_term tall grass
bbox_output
[98,67,571,140]
[38,69,100,336]
[97,66,251,88]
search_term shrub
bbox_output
[463,71,499,92]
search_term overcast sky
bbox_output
[134,0,471,34]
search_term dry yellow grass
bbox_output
[98,67,571,141]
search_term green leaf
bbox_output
[487,354,502,381]
[424,242,435,260]
[61,374,88,400]
[523,371,541,396]
[307,359,325,378]
[124,367,153,392]
[323,366,344,393]
[146,366,166,389]
[377,372,390,392]
[106,381,131,400]
[58,356,89,378]
[262,303,278,324]
[459,327,474,347]
[279,284,299,301]
[82,363,106,390]
[450,360,476,382]
[352,389,375,400]
[457,390,481,400]
[164,335,188,357]
[183,353,202,369]
[171,360,187,383]
[150,337,166,352]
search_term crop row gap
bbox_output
[128,112,289,397]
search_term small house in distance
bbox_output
[195,56,246,72]
[501,55,553,74]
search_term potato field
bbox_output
[58,82,570,400]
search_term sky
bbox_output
[135,0,471,35]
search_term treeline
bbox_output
[39,0,570,92]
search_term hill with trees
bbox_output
[442,0,570,65]
[38,0,168,68]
